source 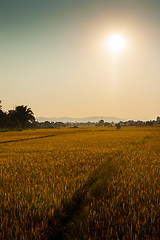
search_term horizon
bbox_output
[36,115,155,122]
[1,0,160,119]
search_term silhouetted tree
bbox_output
[156,116,160,123]
[98,119,104,126]
[104,122,110,126]
[13,105,35,128]
[146,121,154,126]
[116,123,121,129]
[0,103,35,129]
[0,109,7,128]
[0,101,6,128]
[54,122,65,128]
[7,110,21,128]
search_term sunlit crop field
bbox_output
[0,127,160,239]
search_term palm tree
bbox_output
[14,105,35,128]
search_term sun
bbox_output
[107,34,126,54]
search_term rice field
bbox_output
[0,127,160,239]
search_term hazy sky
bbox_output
[1,0,160,119]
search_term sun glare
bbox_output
[107,34,126,54]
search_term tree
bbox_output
[0,109,6,128]
[104,122,110,126]
[146,121,154,126]
[0,100,6,128]
[7,110,21,128]
[116,123,121,129]
[13,105,35,128]
[98,119,104,126]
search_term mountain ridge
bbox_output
[36,116,127,123]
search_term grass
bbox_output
[0,126,160,239]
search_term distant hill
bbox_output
[36,116,126,123]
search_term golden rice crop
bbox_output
[0,126,159,239]
[67,127,160,239]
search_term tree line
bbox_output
[0,101,35,130]
[1,100,159,130]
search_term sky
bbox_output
[0,0,160,120]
